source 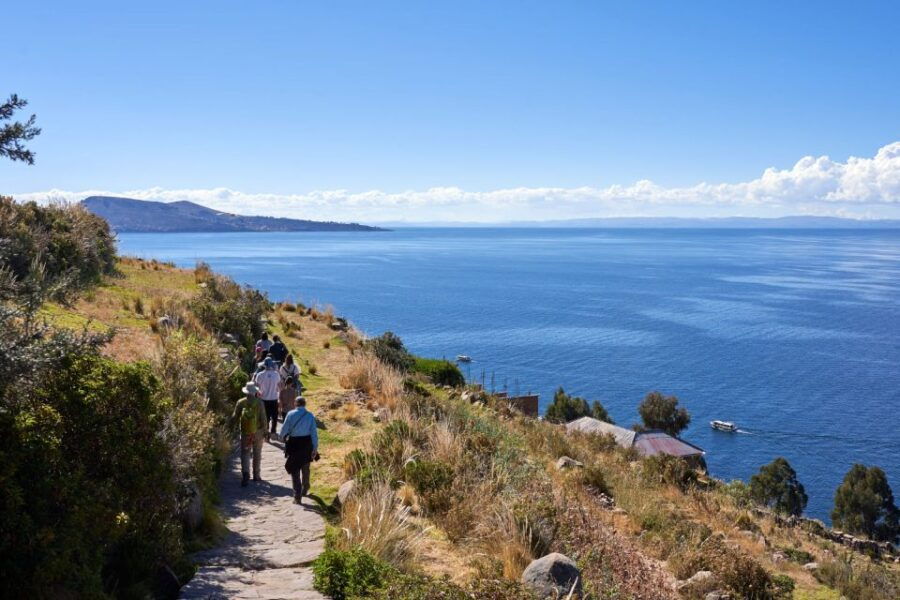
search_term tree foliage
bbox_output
[831,464,899,541]
[749,457,808,516]
[544,386,614,424]
[0,94,41,164]
[637,391,691,436]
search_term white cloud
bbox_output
[14,142,900,222]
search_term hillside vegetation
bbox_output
[1,198,898,599]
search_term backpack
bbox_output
[240,397,260,435]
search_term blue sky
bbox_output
[3,1,900,221]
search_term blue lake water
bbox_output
[118,228,900,522]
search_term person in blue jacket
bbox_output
[280,396,319,504]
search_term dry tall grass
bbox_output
[339,353,403,409]
[338,480,425,569]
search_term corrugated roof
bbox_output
[565,416,636,448]
[633,430,705,458]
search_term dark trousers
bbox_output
[263,400,278,434]
[290,462,311,497]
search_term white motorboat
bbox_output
[710,420,737,432]
[456,354,472,363]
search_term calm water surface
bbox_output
[118,228,900,522]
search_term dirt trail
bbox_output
[179,439,327,599]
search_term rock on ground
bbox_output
[521,552,583,599]
[555,456,584,470]
[179,439,326,599]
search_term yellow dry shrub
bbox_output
[339,353,403,409]
[338,480,425,569]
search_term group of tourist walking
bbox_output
[232,332,319,504]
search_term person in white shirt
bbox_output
[253,357,281,440]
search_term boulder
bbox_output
[555,456,584,470]
[373,407,390,423]
[677,570,715,594]
[803,562,819,572]
[705,592,732,600]
[771,551,786,564]
[521,552,582,599]
[336,479,356,505]
[182,483,204,531]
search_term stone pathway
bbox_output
[180,438,327,599]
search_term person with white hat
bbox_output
[232,381,267,487]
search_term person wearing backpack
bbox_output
[280,395,319,504]
[268,335,288,365]
[279,353,302,393]
[278,375,297,420]
[232,381,267,487]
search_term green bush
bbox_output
[312,546,394,600]
[404,460,454,513]
[779,546,813,564]
[189,274,270,348]
[771,574,795,599]
[0,196,117,299]
[412,357,464,387]
[313,546,536,600]
[365,331,414,371]
[0,354,180,598]
[813,555,900,600]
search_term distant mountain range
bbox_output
[82,196,384,233]
[375,216,900,229]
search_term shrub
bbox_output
[403,460,454,513]
[365,331,414,371]
[581,463,611,496]
[0,355,180,598]
[337,481,423,568]
[312,546,393,600]
[642,454,698,491]
[194,261,213,283]
[411,357,465,387]
[779,546,813,564]
[674,536,773,599]
[340,353,403,408]
[813,554,900,600]
[749,457,808,516]
[188,273,269,348]
[721,479,754,507]
[637,391,690,436]
[770,574,795,599]
[831,464,899,541]
[0,196,117,299]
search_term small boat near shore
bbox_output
[456,354,472,363]
[710,420,737,432]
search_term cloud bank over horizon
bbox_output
[14,142,900,222]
